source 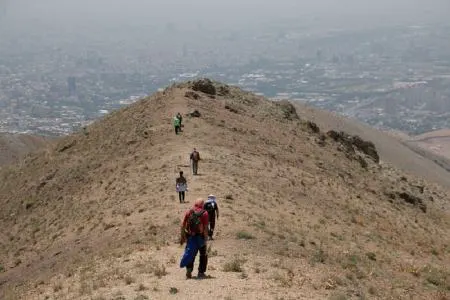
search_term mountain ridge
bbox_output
[0,79,449,300]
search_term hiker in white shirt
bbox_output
[176,171,188,203]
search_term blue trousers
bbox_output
[180,235,207,273]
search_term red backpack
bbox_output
[186,209,205,235]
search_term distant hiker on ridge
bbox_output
[176,112,183,130]
[176,171,188,203]
[190,148,200,175]
[173,114,181,135]
[179,198,209,279]
[203,194,219,240]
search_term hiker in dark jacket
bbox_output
[190,148,200,175]
[179,198,209,279]
[176,171,188,203]
[203,194,219,240]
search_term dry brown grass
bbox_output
[0,80,449,299]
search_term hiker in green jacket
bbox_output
[176,112,183,128]
[173,115,181,135]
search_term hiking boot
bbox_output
[186,271,192,279]
[197,273,207,279]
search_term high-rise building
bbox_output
[67,76,76,96]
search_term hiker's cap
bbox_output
[194,198,204,208]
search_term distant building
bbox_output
[67,76,76,96]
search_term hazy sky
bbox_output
[2,0,449,28]
[0,0,449,49]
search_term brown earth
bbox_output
[292,102,450,190]
[406,129,450,162]
[0,80,449,300]
[0,133,53,166]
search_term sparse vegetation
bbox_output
[53,282,63,292]
[271,269,295,287]
[310,248,327,265]
[207,244,218,257]
[368,286,377,295]
[341,253,359,270]
[366,252,376,261]
[236,231,255,240]
[423,265,450,289]
[136,283,148,291]
[79,280,92,296]
[223,257,245,272]
[169,287,178,295]
[124,275,135,285]
[328,292,348,300]
[153,264,167,278]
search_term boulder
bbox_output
[192,78,216,95]
[184,91,200,99]
[307,121,320,133]
[187,110,201,118]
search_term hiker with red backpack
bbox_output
[180,198,209,279]
[190,148,201,175]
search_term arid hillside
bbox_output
[407,129,450,162]
[0,133,53,166]
[293,102,450,189]
[0,80,449,300]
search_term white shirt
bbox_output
[205,196,217,208]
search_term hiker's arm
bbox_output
[180,214,188,245]
[202,213,209,239]
[203,225,208,239]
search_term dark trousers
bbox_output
[192,161,198,175]
[208,214,216,237]
[186,244,208,274]
[178,191,185,203]
[175,126,181,134]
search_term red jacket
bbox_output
[182,201,209,236]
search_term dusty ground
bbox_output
[407,129,450,161]
[0,80,449,300]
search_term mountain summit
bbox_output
[1,79,449,299]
